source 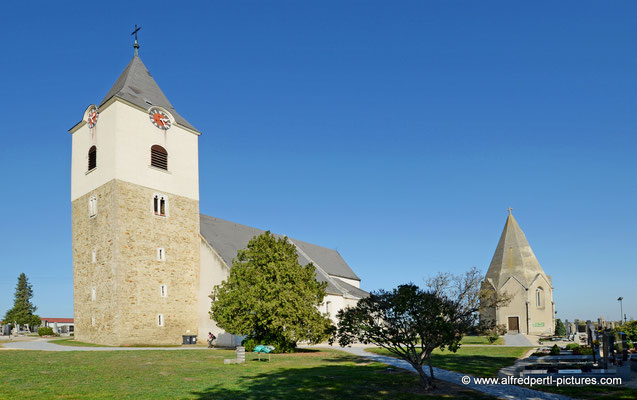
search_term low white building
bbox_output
[41,318,75,335]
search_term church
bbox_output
[69,44,368,346]
[481,211,554,336]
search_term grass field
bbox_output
[459,336,504,345]
[49,338,190,348]
[366,346,533,377]
[49,338,112,347]
[0,348,496,399]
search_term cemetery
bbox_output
[501,318,636,384]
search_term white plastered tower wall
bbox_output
[70,55,202,345]
[480,212,554,336]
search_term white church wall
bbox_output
[198,239,244,347]
[322,294,358,323]
[332,276,360,288]
[497,278,529,334]
[527,275,554,335]
[71,100,200,201]
[71,105,117,202]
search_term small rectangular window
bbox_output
[157,314,164,327]
[91,250,96,263]
[160,284,167,297]
[91,287,96,301]
[152,194,168,217]
[89,196,97,217]
[91,317,96,326]
[157,248,165,261]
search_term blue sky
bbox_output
[0,1,635,322]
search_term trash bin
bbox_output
[182,335,197,345]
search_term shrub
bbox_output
[573,346,593,355]
[484,324,507,344]
[550,344,560,355]
[565,343,580,351]
[241,335,294,353]
[241,337,258,352]
[38,327,54,336]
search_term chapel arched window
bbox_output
[536,288,544,308]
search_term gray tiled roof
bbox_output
[485,212,551,290]
[100,55,199,133]
[199,214,367,299]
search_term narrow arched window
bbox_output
[88,195,98,217]
[536,288,544,308]
[151,145,168,170]
[88,146,97,171]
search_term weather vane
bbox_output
[132,24,141,55]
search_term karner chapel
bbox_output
[70,45,368,346]
[480,210,555,336]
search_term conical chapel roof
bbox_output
[100,55,199,133]
[485,212,550,290]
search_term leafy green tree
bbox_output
[555,318,566,336]
[333,268,510,390]
[210,231,332,352]
[4,273,41,330]
[614,320,637,343]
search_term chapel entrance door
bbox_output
[508,317,519,334]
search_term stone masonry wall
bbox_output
[72,179,120,345]
[73,179,200,345]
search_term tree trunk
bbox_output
[427,355,435,380]
[413,363,432,390]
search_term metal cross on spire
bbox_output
[131,24,141,56]
[507,207,514,215]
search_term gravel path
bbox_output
[504,334,536,346]
[1,338,207,351]
[333,346,572,400]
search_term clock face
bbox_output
[87,107,99,128]
[149,109,172,130]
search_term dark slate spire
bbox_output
[100,55,199,133]
[485,211,550,290]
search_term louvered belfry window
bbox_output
[88,146,97,171]
[151,145,168,170]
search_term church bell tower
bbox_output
[69,39,201,345]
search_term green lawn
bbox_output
[459,336,504,345]
[49,338,190,348]
[366,346,533,377]
[49,338,112,347]
[533,385,637,400]
[0,349,496,399]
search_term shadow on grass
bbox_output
[190,363,493,400]
[429,353,519,377]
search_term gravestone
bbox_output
[224,346,246,364]
[598,317,606,330]
[586,320,595,346]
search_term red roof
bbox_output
[41,318,74,323]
